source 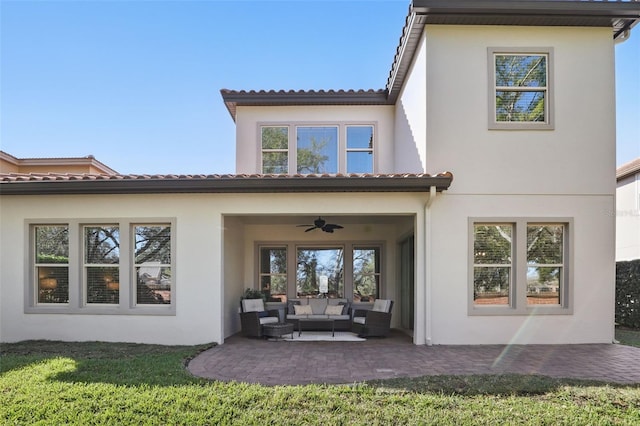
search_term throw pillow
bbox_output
[324,305,343,316]
[294,304,313,315]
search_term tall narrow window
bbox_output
[134,225,172,305]
[34,225,69,304]
[84,226,120,304]
[526,224,563,305]
[261,126,289,174]
[296,126,338,174]
[489,48,553,129]
[353,247,380,302]
[346,126,374,173]
[296,248,344,298]
[259,247,287,302]
[473,224,513,306]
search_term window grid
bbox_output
[28,220,175,315]
[469,218,571,316]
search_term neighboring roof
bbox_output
[221,0,640,117]
[0,150,118,175]
[617,158,640,181]
[0,172,454,195]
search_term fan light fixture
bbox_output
[297,217,343,233]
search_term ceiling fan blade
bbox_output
[296,224,312,227]
[304,226,317,232]
[323,224,343,232]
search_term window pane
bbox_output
[347,126,373,149]
[495,55,546,87]
[296,127,338,174]
[527,267,561,305]
[296,248,344,298]
[262,127,288,149]
[86,266,119,304]
[85,226,120,264]
[474,225,512,264]
[496,91,545,122]
[262,152,288,174]
[347,151,373,174]
[353,248,380,302]
[35,225,69,304]
[37,266,69,303]
[527,225,563,264]
[473,267,510,305]
[527,225,563,305]
[35,225,69,262]
[137,266,171,304]
[260,247,287,301]
[135,225,171,264]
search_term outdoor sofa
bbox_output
[285,298,352,331]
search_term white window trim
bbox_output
[468,217,573,316]
[488,47,554,130]
[25,218,176,315]
[257,121,377,174]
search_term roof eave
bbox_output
[0,173,454,195]
[220,89,391,122]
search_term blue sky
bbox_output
[1,0,638,174]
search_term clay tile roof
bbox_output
[0,172,454,195]
[617,158,640,181]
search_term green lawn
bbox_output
[616,327,640,348]
[2,340,639,425]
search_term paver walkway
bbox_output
[188,330,640,386]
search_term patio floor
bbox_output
[188,330,640,386]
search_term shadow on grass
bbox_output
[365,373,639,396]
[1,340,215,387]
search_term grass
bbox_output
[616,327,640,348]
[1,340,639,425]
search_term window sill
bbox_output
[25,306,176,316]
[468,305,572,316]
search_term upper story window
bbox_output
[260,123,375,174]
[488,47,554,130]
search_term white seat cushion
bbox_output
[324,305,343,315]
[353,317,366,325]
[372,299,391,313]
[259,316,279,325]
[242,298,265,313]
[294,304,313,315]
[307,314,329,319]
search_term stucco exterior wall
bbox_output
[423,25,616,195]
[1,192,427,345]
[429,193,615,344]
[394,28,428,173]
[616,174,640,260]
[234,105,395,174]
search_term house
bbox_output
[2,0,640,346]
[616,158,640,261]
[0,151,117,175]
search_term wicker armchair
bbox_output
[351,299,394,337]
[239,298,279,338]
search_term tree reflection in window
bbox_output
[296,248,344,298]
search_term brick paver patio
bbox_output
[188,330,640,386]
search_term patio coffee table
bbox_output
[298,318,335,337]
[262,322,294,340]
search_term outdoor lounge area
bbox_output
[239,297,394,339]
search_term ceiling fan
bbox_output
[297,216,344,233]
